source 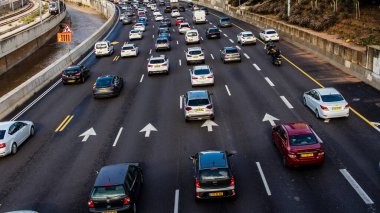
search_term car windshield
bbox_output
[189,50,202,55]
[200,168,229,180]
[321,94,344,102]
[0,130,5,140]
[122,46,134,50]
[91,185,126,199]
[160,33,169,37]
[64,68,79,74]
[160,29,170,33]
[267,30,277,34]
[95,77,113,88]
[187,32,198,36]
[130,30,140,33]
[209,28,219,33]
[188,98,209,106]
[289,134,318,146]
[221,18,230,22]
[243,33,253,37]
[225,48,238,53]
[194,69,210,75]
[135,23,143,26]
[150,59,165,64]
[159,24,167,28]
[95,43,107,49]
[49,2,56,8]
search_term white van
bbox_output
[94,41,114,57]
[185,29,200,44]
[193,10,206,24]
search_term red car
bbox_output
[272,123,324,167]
[175,17,185,26]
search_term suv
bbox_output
[220,47,241,63]
[185,47,205,64]
[155,37,171,51]
[147,55,170,75]
[121,43,139,57]
[190,151,236,200]
[94,41,114,57]
[206,27,221,39]
[88,163,143,212]
[218,17,232,28]
[185,29,200,44]
[183,90,214,121]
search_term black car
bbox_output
[218,17,232,28]
[190,151,236,200]
[161,18,171,27]
[159,0,165,6]
[200,7,209,14]
[157,23,169,33]
[62,65,90,84]
[164,5,171,13]
[93,75,123,98]
[206,27,221,39]
[178,6,185,12]
[88,163,143,213]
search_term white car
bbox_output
[237,31,257,45]
[183,90,214,121]
[119,13,127,20]
[179,22,191,34]
[185,29,200,44]
[94,41,114,57]
[0,121,35,156]
[147,55,170,75]
[133,23,146,32]
[190,65,214,86]
[303,88,349,119]
[150,4,157,10]
[121,43,139,57]
[155,14,164,21]
[171,9,180,17]
[153,10,161,16]
[129,29,143,40]
[259,29,279,42]
[185,47,205,64]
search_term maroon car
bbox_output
[206,27,221,39]
[272,123,325,167]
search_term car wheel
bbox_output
[81,76,85,83]
[315,109,320,119]
[30,126,35,137]
[11,143,17,155]
[303,98,307,106]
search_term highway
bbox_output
[0,3,380,213]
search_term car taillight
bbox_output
[199,54,204,57]
[195,178,200,188]
[207,75,213,78]
[230,176,235,186]
[123,196,131,205]
[62,74,67,77]
[206,105,213,109]
[320,105,329,111]
[345,104,350,109]
[75,73,81,76]
[162,63,167,66]
[224,54,228,56]
[185,107,192,111]
[88,199,94,208]
[192,77,198,79]
[0,143,6,148]
[148,65,153,68]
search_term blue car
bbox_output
[138,17,148,26]
[159,32,171,40]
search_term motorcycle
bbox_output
[266,46,276,55]
[272,55,282,66]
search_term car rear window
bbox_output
[221,18,230,22]
[194,69,210,75]
[289,134,317,146]
[130,30,140,33]
[64,69,79,74]
[200,168,229,180]
[122,46,134,50]
[243,33,253,37]
[159,24,167,28]
[321,94,344,102]
[187,32,198,36]
[267,30,277,34]
[0,130,5,140]
[188,98,209,106]
[157,39,168,44]
[96,77,113,88]
[189,50,202,55]
[209,28,219,33]
[150,59,165,64]
[91,185,126,199]
[95,43,107,49]
[181,24,190,28]
[226,48,238,53]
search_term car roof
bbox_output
[241,31,253,34]
[224,46,237,50]
[314,87,340,96]
[283,123,313,135]
[187,29,198,33]
[65,65,81,70]
[199,151,228,170]
[122,44,135,47]
[94,163,131,186]
[187,47,202,51]
[187,90,209,99]
[150,55,166,60]
[95,41,108,44]
[265,29,277,32]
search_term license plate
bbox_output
[195,108,204,112]
[99,89,108,92]
[209,192,223,197]
[193,56,198,58]
[332,107,341,110]
[301,153,314,158]
[211,35,216,37]
[102,211,117,213]
[68,80,76,83]
[154,65,160,68]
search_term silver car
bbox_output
[185,47,205,64]
[183,90,214,121]
[190,65,214,86]
[0,121,35,156]
[303,88,349,119]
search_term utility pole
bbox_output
[39,0,42,23]
[287,0,291,17]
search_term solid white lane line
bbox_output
[243,53,250,59]
[224,33,228,37]
[179,59,182,66]
[235,45,241,50]
[149,49,152,54]
[339,169,374,205]
[174,189,179,213]
[256,162,272,196]
[210,54,214,60]
[280,96,294,109]
[176,40,179,45]
[225,85,232,96]
[180,96,183,109]
[253,63,261,71]
[140,74,144,83]
[229,38,234,43]
[264,77,275,87]
[112,127,124,147]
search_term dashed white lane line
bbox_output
[201,37,204,40]
[225,85,232,96]
[256,162,272,196]
[149,49,152,54]
[280,96,294,109]
[253,63,261,71]
[209,21,213,24]
[210,54,214,60]
[339,169,374,205]
[140,74,144,83]
[243,53,250,59]
[173,28,175,32]
[264,77,275,87]
[112,127,124,147]
[229,38,234,43]
[174,189,179,213]
[235,45,241,50]
[176,40,179,45]
[152,34,155,38]
[219,29,223,32]
[180,96,183,109]
[223,33,228,37]
[179,59,182,66]
[153,25,155,28]
[213,25,217,28]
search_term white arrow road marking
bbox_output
[253,63,261,71]
[243,53,250,59]
[235,45,241,50]
[210,54,214,60]
[339,169,374,205]
[140,74,144,83]
[229,38,234,43]
[139,123,158,137]
[174,189,179,213]
[79,128,96,142]
[180,96,183,109]
[264,77,275,87]
[256,162,271,196]
[262,113,279,127]
[201,120,218,132]
[153,25,155,28]
[224,33,228,37]
[280,96,294,109]
[371,122,380,132]
[179,59,182,66]
[225,85,232,96]
[219,29,223,32]
[112,127,124,147]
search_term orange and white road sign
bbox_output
[57,32,72,43]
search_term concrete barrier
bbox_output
[0,0,117,119]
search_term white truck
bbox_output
[170,0,179,9]
[193,10,206,24]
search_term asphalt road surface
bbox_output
[0,3,380,213]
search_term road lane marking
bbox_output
[153,25,154,28]
[176,40,179,45]
[253,63,261,71]
[179,59,182,66]
[219,29,223,32]
[235,45,241,50]
[243,53,250,59]
[229,38,234,43]
[55,115,74,132]
[113,56,120,61]
[112,127,124,147]
[140,74,144,83]
[149,49,152,54]
[225,85,231,96]
[209,21,213,24]
[201,37,204,40]
[213,25,217,28]
[256,162,272,196]
[174,189,179,213]
[210,54,214,60]
[152,34,155,38]
[280,96,294,109]
[223,33,228,37]
[339,169,374,205]
[265,77,275,87]
[180,96,183,109]
[173,28,175,32]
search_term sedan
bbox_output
[93,75,123,98]
[303,88,349,119]
[129,29,143,40]
[178,22,191,34]
[155,14,164,21]
[62,65,90,84]
[259,28,279,41]
[0,121,34,156]
[220,47,241,63]
[190,65,214,86]
[237,31,256,45]
[121,43,139,57]
[157,24,169,33]
[121,16,132,25]
[133,23,146,32]
[218,17,232,27]
[206,27,221,39]
[161,18,172,27]
[153,10,161,16]
[175,17,185,25]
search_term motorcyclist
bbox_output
[272,48,282,63]
[265,39,276,55]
